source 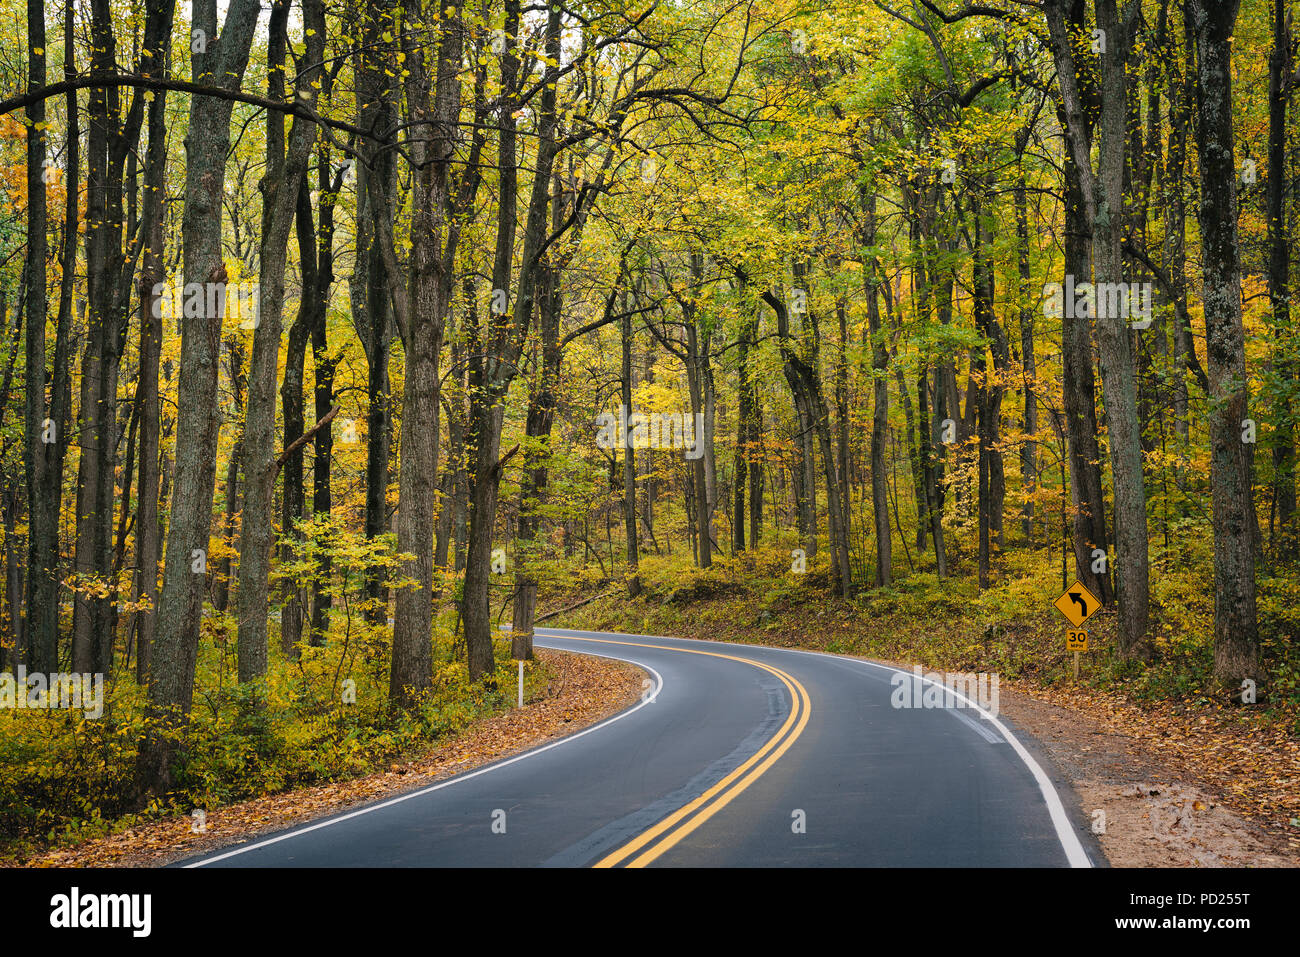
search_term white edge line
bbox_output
[537,627,1093,869]
[185,648,663,867]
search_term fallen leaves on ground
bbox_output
[1018,681,1300,851]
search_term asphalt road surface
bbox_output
[184,628,1095,867]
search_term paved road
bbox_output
[184,628,1095,867]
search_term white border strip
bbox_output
[538,627,1093,868]
[185,649,663,867]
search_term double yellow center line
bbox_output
[554,635,811,868]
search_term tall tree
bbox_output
[1187,0,1259,686]
[352,0,399,625]
[1267,0,1295,539]
[461,2,563,681]
[309,148,342,646]
[1047,0,1149,647]
[132,14,168,680]
[22,0,53,673]
[373,0,467,703]
[280,185,315,655]
[863,193,891,586]
[138,0,263,794]
[621,288,642,595]
[72,0,175,676]
[236,0,327,684]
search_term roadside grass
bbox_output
[0,613,540,859]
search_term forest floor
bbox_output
[5,649,644,867]
[998,685,1295,866]
[552,544,1300,867]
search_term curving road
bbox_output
[183,628,1096,868]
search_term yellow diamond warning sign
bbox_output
[1054,581,1100,628]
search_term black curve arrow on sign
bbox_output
[1068,591,1089,618]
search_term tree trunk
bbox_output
[22,0,55,675]
[1048,0,1148,652]
[684,311,713,567]
[310,152,339,646]
[389,0,468,696]
[1058,123,1114,605]
[1267,0,1295,536]
[747,318,764,549]
[279,185,314,656]
[864,201,891,586]
[236,0,324,684]
[140,0,262,795]
[72,0,126,676]
[765,285,851,596]
[677,255,718,567]
[356,0,397,624]
[510,259,561,659]
[1015,162,1038,544]
[133,60,165,681]
[1093,0,1151,657]
[1188,0,1259,686]
[918,365,947,576]
[214,337,244,613]
[621,294,642,594]
[3,482,20,670]
[732,318,748,553]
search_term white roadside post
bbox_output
[518,659,524,708]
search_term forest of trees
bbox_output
[0,0,1292,802]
